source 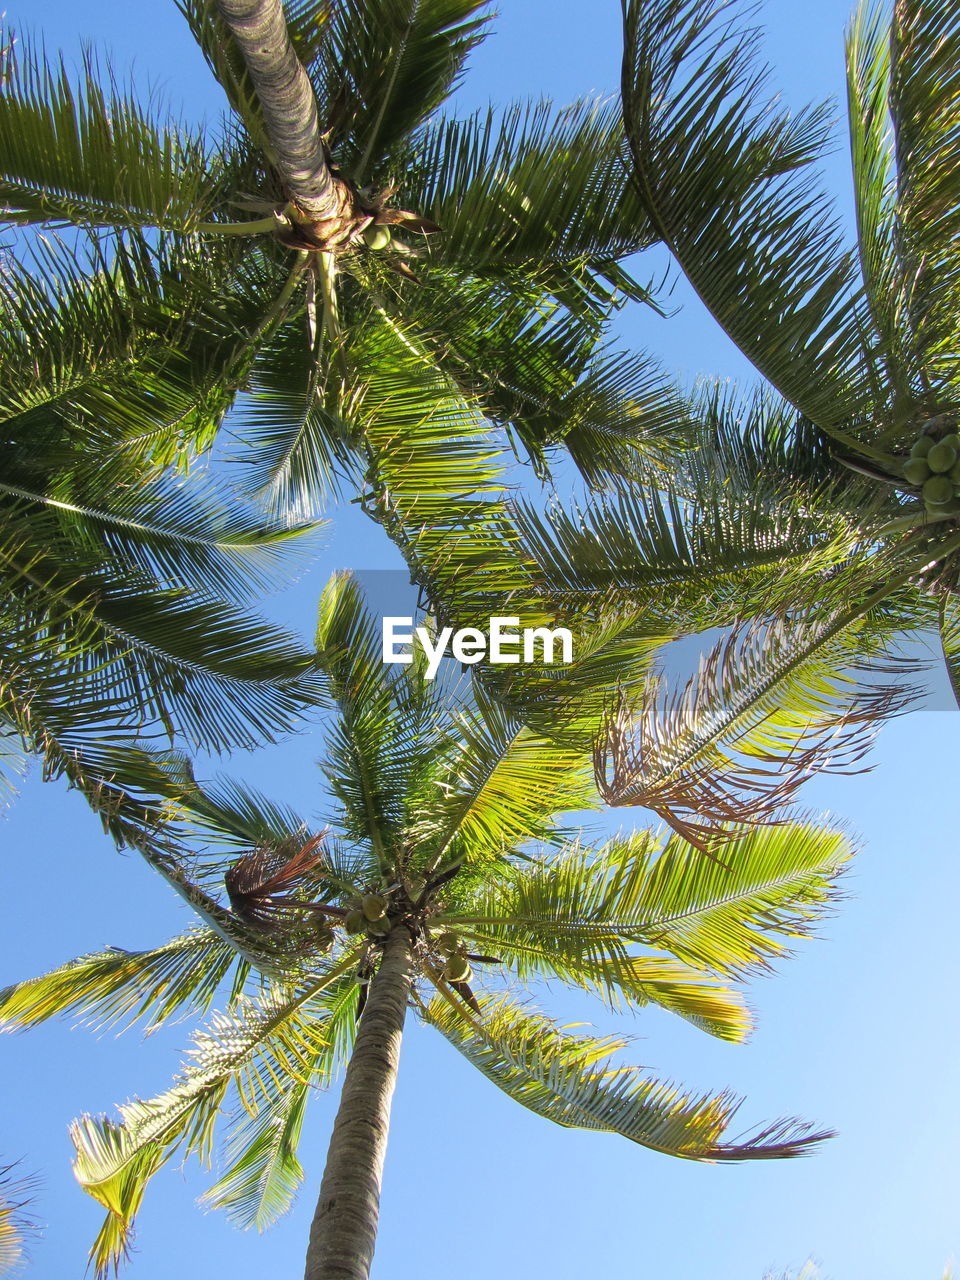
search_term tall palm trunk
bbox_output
[215,0,361,242]
[303,925,414,1280]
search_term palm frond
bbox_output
[423,991,828,1160]
[846,4,916,408]
[889,0,960,389]
[0,930,243,1034]
[453,819,854,979]
[0,1163,38,1276]
[417,690,597,874]
[621,0,879,433]
[594,608,918,843]
[0,34,220,229]
[201,974,359,1229]
[72,962,356,1277]
[410,97,656,272]
[310,0,491,178]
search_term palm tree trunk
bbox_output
[214,0,359,239]
[303,925,414,1280]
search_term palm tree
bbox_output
[0,573,856,1279]
[0,0,682,525]
[608,0,960,696]
[438,0,960,839]
[0,0,698,802]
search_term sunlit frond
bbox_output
[423,992,828,1160]
[450,817,853,981]
[621,0,880,433]
[0,930,243,1034]
[72,963,356,1277]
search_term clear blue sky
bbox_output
[2,3,958,1279]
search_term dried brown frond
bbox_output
[224,833,333,929]
[594,615,920,852]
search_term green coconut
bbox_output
[367,916,391,936]
[442,954,472,983]
[434,931,460,956]
[927,441,958,473]
[362,223,392,251]
[910,435,935,458]
[362,894,388,922]
[903,457,931,485]
[942,434,960,453]
[924,475,955,506]
[344,909,366,935]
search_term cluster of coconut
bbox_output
[432,930,472,984]
[344,894,392,938]
[902,430,960,514]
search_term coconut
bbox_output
[367,916,391,936]
[362,224,392,251]
[924,476,954,505]
[434,931,460,956]
[362,894,388,921]
[942,434,960,453]
[903,457,931,485]
[442,954,472,983]
[927,441,958,473]
[911,435,935,458]
[344,909,366,934]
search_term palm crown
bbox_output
[605,0,960,692]
[0,0,696,800]
[457,0,960,838]
[0,573,855,1278]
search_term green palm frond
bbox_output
[0,729,28,804]
[937,594,960,710]
[451,818,852,980]
[315,571,420,864]
[621,0,879,433]
[0,469,322,606]
[0,930,243,1034]
[888,0,960,388]
[513,482,849,607]
[586,822,853,978]
[410,97,655,273]
[200,975,359,1229]
[1,533,324,754]
[232,321,359,519]
[72,961,356,1277]
[310,0,491,178]
[423,991,828,1160]
[403,268,684,485]
[846,4,912,402]
[0,34,221,230]
[417,690,597,875]
[0,228,293,471]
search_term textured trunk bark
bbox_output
[303,926,413,1280]
[215,0,358,237]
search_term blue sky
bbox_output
[2,2,958,1278]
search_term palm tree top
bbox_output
[0,572,856,1275]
